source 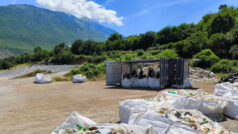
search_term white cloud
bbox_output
[36,0,123,26]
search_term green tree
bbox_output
[71,40,83,54]
[108,33,123,42]
[139,31,156,49]
[209,13,235,35]
[34,47,42,53]
[229,45,238,59]
[54,43,65,55]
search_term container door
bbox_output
[174,59,184,85]
[160,57,168,88]
[106,61,122,85]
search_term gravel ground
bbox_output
[0,65,77,79]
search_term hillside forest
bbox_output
[1,5,238,78]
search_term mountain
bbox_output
[0,4,116,57]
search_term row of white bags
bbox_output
[119,99,231,134]
[122,78,193,89]
[52,109,230,134]
[214,82,238,120]
[52,111,154,134]
[122,78,160,88]
[119,89,226,125]
[35,73,86,84]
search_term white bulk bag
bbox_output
[160,91,225,115]
[35,73,52,84]
[128,110,201,134]
[90,123,153,134]
[52,112,153,134]
[223,97,238,120]
[73,74,87,83]
[51,111,96,134]
[215,82,238,97]
[134,78,149,88]
[214,83,238,120]
[183,78,193,88]
[122,78,131,88]
[118,99,148,123]
[148,78,160,88]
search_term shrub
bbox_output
[155,49,179,59]
[69,63,106,79]
[211,59,238,73]
[192,49,220,69]
[1,61,13,69]
[136,49,145,56]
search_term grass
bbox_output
[15,69,52,79]
[54,76,72,82]
[216,73,233,79]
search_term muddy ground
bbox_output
[0,77,237,134]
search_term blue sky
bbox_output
[0,0,238,36]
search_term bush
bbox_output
[192,49,220,68]
[136,49,145,56]
[211,59,238,73]
[0,61,13,69]
[69,63,106,79]
[155,49,179,59]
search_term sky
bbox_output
[0,0,238,36]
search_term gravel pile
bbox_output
[219,73,238,83]
[189,67,216,81]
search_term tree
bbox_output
[79,40,97,55]
[208,33,232,58]
[54,43,65,55]
[139,31,156,49]
[34,47,42,53]
[108,33,123,42]
[209,13,235,35]
[219,4,228,11]
[71,40,83,54]
[32,50,49,62]
[182,32,209,58]
[125,35,139,50]
[229,45,238,59]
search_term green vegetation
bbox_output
[15,69,52,78]
[66,63,106,80]
[1,4,238,78]
[54,77,71,82]
[211,59,238,73]
[192,49,220,69]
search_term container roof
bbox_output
[107,58,199,64]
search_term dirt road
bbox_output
[0,78,158,134]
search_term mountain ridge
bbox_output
[0,4,116,57]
